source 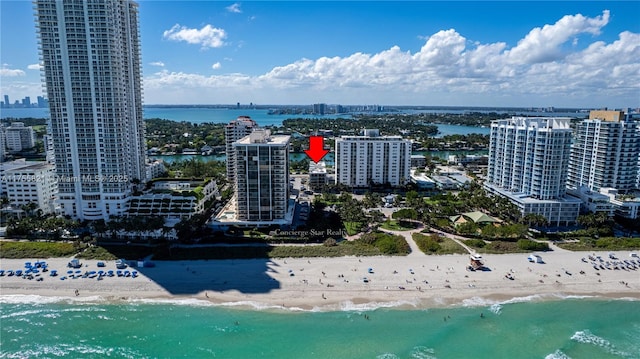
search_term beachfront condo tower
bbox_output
[35,0,147,220]
[567,110,639,193]
[566,110,640,219]
[233,129,291,225]
[335,129,411,188]
[484,117,581,226]
[225,116,257,184]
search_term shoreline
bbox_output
[1,250,639,311]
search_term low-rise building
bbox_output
[600,188,640,219]
[410,154,426,168]
[410,170,436,190]
[484,183,581,227]
[127,179,219,225]
[431,175,459,190]
[308,161,327,190]
[568,186,614,216]
[2,161,57,214]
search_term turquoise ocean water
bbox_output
[1,296,639,359]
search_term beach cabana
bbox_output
[450,211,499,226]
[528,254,544,264]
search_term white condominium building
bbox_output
[233,129,291,224]
[485,117,580,226]
[0,124,5,161]
[567,110,639,193]
[3,161,58,215]
[335,129,411,187]
[35,0,147,220]
[4,122,36,153]
[225,116,257,183]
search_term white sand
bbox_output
[1,249,639,309]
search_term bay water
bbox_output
[1,295,639,358]
[1,107,492,137]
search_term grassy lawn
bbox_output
[438,237,468,254]
[76,246,118,260]
[556,237,640,251]
[343,221,362,236]
[380,220,418,231]
[153,239,409,260]
[468,240,529,254]
[412,233,467,254]
[0,241,78,258]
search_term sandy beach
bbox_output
[1,248,639,310]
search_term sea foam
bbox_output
[544,349,572,359]
[570,330,629,357]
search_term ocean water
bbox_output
[1,296,639,359]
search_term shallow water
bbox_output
[1,295,639,358]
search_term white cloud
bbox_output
[0,64,25,77]
[163,24,227,49]
[226,3,242,13]
[211,62,222,70]
[149,61,165,67]
[145,12,639,107]
[506,10,610,64]
[27,63,42,70]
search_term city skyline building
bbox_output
[233,129,291,225]
[35,0,147,220]
[484,117,580,226]
[225,116,257,184]
[335,129,411,188]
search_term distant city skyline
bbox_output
[1,1,639,108]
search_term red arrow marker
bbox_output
[304,136,330,163]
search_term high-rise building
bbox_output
[335,129,411,187]
[0,124,5,161]
[225,116,257,183]
[4,122,36,153]
[3,95,9,108]
[37,96,49,108]
[567,110,639,193]
[233,129,290,224]
[484,117,580,226]
[313,103,327,115]
[35,0,147,220]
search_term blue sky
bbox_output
[1,1,639,107]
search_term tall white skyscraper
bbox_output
[485,117,580,226]
[568,110,639,193]
[335,129,411,187]
[233,129,290,224]
[35,0,146,220]
[225,116,257,183]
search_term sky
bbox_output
[1,1,639,108]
